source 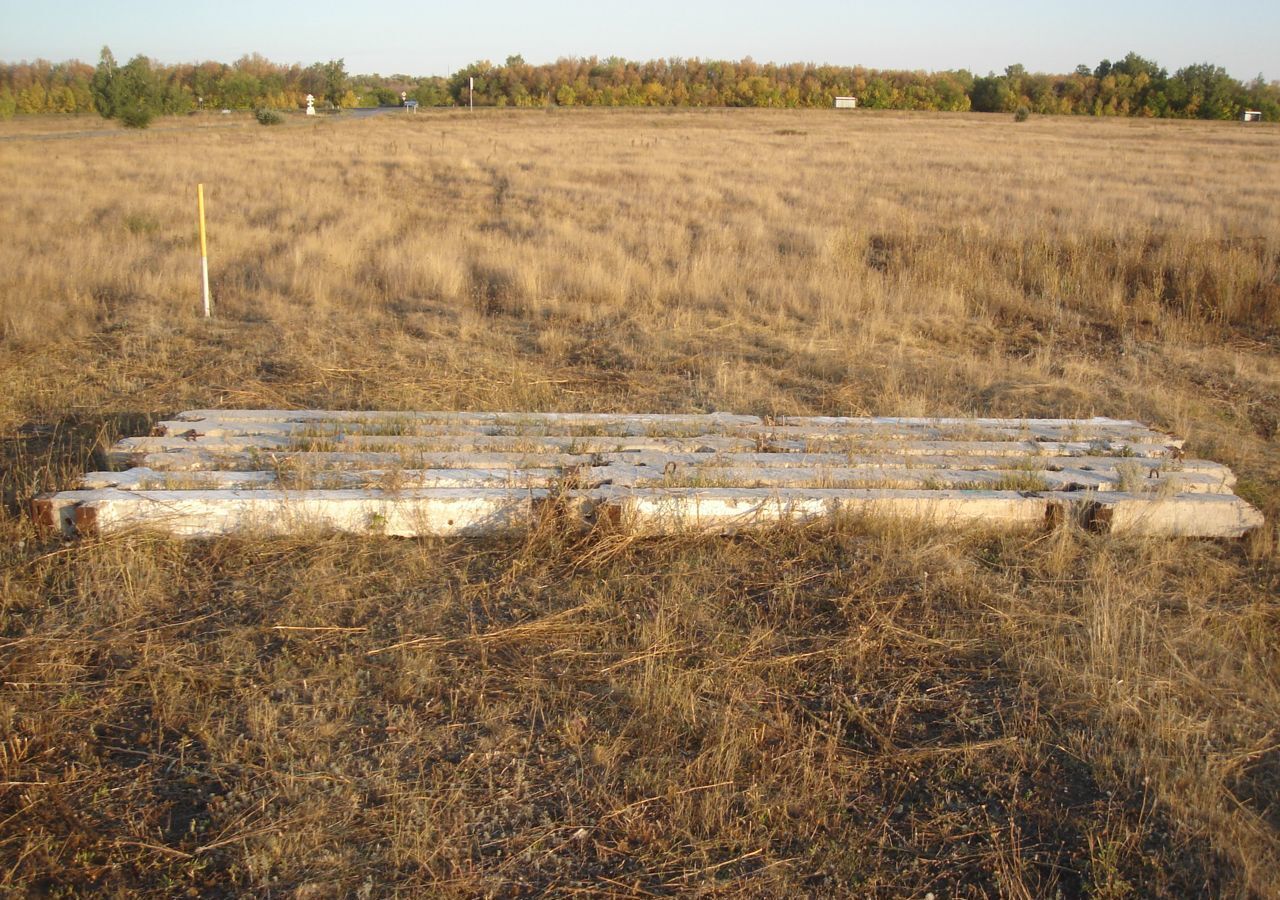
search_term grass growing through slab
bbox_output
[0,108,1277,895]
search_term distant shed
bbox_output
[834,96,858,110]
[1242,109,1262,122]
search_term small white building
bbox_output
[834,96,858,110]
[1242,109,1262,122]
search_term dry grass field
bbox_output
[1,108,1278,896]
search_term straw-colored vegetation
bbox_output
[1,108,1278,896]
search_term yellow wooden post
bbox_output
[197,184,211,317]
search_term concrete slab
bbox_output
[38,410,1262,541]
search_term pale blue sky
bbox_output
[1,0,1276,79]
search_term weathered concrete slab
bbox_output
[35,485,1264,540]
[604,488,1055,533]
[167,410,1163,432]
[37,410,1262,541]
[48,488,550,538]
[112,433,1178,462]
[77,467,569,491]
[77,463,1232,495]
[728,438,1178,458]
[1082,492,1265,538]
[598,464,1232,494]
[153,412,1178,446]
[596,452,1229,480]
[165,410,764,429]
[603,489,1263,538]
[110,433,761,458]
[104,449,1233,489]
[105,449,600,472]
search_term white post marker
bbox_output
[197,184,211,317]
[470,76,474,111]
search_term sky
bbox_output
[1,0,1276,80]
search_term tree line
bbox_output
[1,48,1276,122]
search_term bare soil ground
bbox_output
[0,109,1277,897]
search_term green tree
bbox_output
[448,61,496,106]
[220,69,262,108]
[90,46,123,118]
[320,58,348,109]
[1244,76,1280,121]
[0,86,16,119]
[971,74,1012,112]
[861,76,893,108]
[90,47,162,124]
[299,63,327,103]
[118,56,162,117]
[411,79,451,107]
[1003,63,1027,99]
[1172,63,1240,119]
[159,75,194,115]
